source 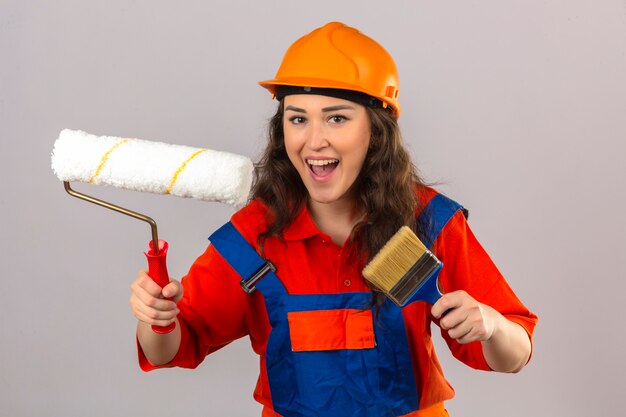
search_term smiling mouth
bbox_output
[307,159,339,177]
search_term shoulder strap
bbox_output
[417,193,466,249]
[209,222,286,297]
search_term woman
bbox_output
[130,22,537,417]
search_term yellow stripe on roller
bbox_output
[89,139,129,183]
[166,149,208,194]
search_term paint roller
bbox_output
[51,129,253,333]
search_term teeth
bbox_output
[307,159,339,166]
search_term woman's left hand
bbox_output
[431,290,532,372]
[431,290,501,344]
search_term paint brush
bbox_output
[362,226,443,307]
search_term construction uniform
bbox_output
[138,188,537,417]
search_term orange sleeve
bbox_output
[433,211,538,371]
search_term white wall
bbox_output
[2,1,625,416]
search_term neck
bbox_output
[308,197,364,246]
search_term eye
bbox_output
[328,115,349,124]
[288,116,306,125]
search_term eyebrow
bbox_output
[284,104,356,113]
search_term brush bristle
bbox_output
[362,226,428,292]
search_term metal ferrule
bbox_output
[388,251,442,307]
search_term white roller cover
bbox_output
[51,129,253,207]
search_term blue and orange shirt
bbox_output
[138,188,537,416]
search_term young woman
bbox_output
[130,22,537,417]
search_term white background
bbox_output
[2,1,625,416]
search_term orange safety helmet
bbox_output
[259,22,401,117]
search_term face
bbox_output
[283,94,371,207]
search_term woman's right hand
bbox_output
[130,269,183,328]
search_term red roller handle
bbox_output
[145,240,176,334]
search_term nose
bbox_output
[305,120,329,151]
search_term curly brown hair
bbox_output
[252,101,428,295]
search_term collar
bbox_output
[282,203,321,241]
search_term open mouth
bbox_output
[307,159,339,178]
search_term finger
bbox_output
[455,325,486,344]
[461,305,496,342]
[133,269,180,305]
[162,280,183,302]
[130,292,179,319]
[439,307,469,331]
[432,291,464,319]
[431,297,450,319]
[446,319,473,341]
[135,269,165,297]
[133,308,179,327]
[131,283,178,312]
[447,308,494,343]
[456,331,478,344]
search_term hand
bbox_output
[129,269,183,328]
[431,290,501,344]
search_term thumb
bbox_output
[162,279,183,302]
